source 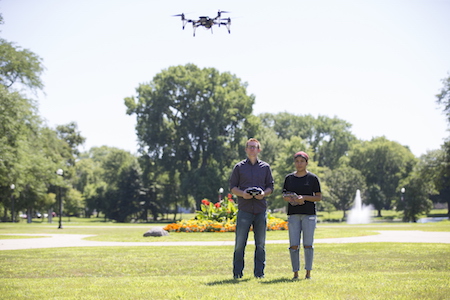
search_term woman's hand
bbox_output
[294,195,305,205]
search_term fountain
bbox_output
[347,189,372,224]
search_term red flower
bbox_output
[201,199,210,206]
[227,193,233,199]
[214,202,221,208]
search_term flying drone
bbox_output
[173,10,231,37]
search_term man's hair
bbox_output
[246,138,261,149]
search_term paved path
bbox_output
[1,230,449,251]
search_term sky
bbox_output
[1,0,449,157]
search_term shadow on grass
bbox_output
[427,213,449,218]
[259,277,302,284]
[206,278,251,285]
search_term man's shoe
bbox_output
[233,274,242,279]
[255,275,264,279]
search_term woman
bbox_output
[282,151,322,280]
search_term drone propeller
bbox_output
[172,13,185,19]
[173,13,194,30]
[218,17,231,31]
[216,9,230,19]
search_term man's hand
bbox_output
[242,190,253,199]
[254,190,265,200]
[244,187,264,199]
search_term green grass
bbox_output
[1,243,449,299]
[1,214,449,299]
[1,220,449,243]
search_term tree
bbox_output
[56,122,86,163]
[0,27,51,221]
[436,141,450,217]
[415,148,449,217]
[0,38,44,91]
[347,137,416,215]
[63,188,84,218]
[271,136,326,210]
[75,147,145,222]
[125,64,256,208]
[0,21,87,223]
[259,113,356,169]
[436,74,450,124]
[107,158,143,222]
[0,86,37,187]
[397,172,434,222]
[365,184,386,217]
[324,166,367,219]
[435,74,450,217]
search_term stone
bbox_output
[143,227,169,237]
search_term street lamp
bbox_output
[218,187,224,201]
[401,188,405,201]
[10,184,15,223]
[56,169,64,229]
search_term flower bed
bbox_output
[163,195,288,233]
[163,217,288,233]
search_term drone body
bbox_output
[173,10,231,37]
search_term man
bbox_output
[229,138,274,279]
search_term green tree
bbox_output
[76,147,144,222]
[271,136,326,210]
[347,137,416,216]
[107,158,143,222]
[0,86,38,188]
[365,184,386,217]
[436,73,450,123]
[436,142,450,217]
[0,23,86,224]
[125,64,255,208]
[397,171,434,222]
[63,188,84,218]
[56,122,86,164]
[435,74,450,217]
[259,113,356,169]
[0,38,44,91]
[324,166,367,219]
[419,148,449,214]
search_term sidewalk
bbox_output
[1,230,449,251]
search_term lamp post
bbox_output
[401,187,407,221]
[10,184,15,223]
[56,169,64,229]
[218,187,224,202]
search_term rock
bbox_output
[143,227,169,237]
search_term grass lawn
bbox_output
[1,213,449,299]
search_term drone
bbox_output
[173,10,231,37]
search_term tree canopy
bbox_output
[347,137,417,212]
[0,38,44,91]
[125,64,256,207]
